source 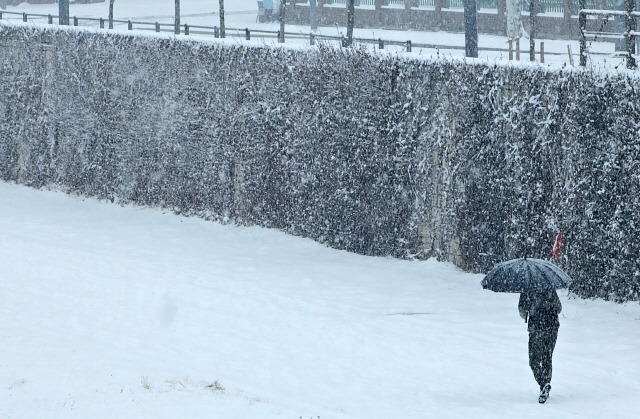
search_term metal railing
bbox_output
[0,10,417,51]
[579,5,639,68]
[0,8,609,61]
[303,0,617,11]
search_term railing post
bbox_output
[509,39,513,60]
[540,41,545,64]
[579,0,587,66]
[155,22,160,32]
[379,38,384,49]
[49,14,53,25]
[214,26,220,38]
[406,40,412,52]
[246,28,250,40]
[128,20,132,30]
[567,44,574,66]
[23,13,27,22]
[99,17,104,29]
[184,24,189,35]
[310,32,315,45]
[74,16,78,26]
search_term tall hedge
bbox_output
[1,25,639,301]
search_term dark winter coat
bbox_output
[518,290,562,333]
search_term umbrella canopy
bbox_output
[481,258,573,293]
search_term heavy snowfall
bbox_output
[2,182,640,418]
[0,0,633,68]
[1,1,640,418]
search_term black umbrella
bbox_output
[481,258,573,293]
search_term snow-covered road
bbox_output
[1,181,639,418]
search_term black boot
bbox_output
[538,383,551,404]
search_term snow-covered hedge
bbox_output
[1,25,639,301]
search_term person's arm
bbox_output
[518,293,529,321]
[552,290,562,315]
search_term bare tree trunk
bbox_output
[109,0,114,29]
[505,0,521,39]
[310,0,318,30]
[175,0,180,34]
[59,0,69,25]
[529,0,535,61]
[435,0,443,29]
[219,0,225,38]
[374,0,383,27]
[346,0,354,46]
[579,0,587,66]
[279,0,286,43]
[464,0,478,57]
[625,0,637,68]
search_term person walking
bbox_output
[518,288,562,403]
[482,256,571,403]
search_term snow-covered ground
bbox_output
[0,0,632,68]
[2,181,639,418]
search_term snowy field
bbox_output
[0,0,633,69]
[2,181,640,418]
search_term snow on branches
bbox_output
[1,25,639,301]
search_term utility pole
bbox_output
[175,0,180,34]
[345,0,355,47]
[59,0,69,25]
[463,0,478,57]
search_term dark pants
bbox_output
[528,328,558,389]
